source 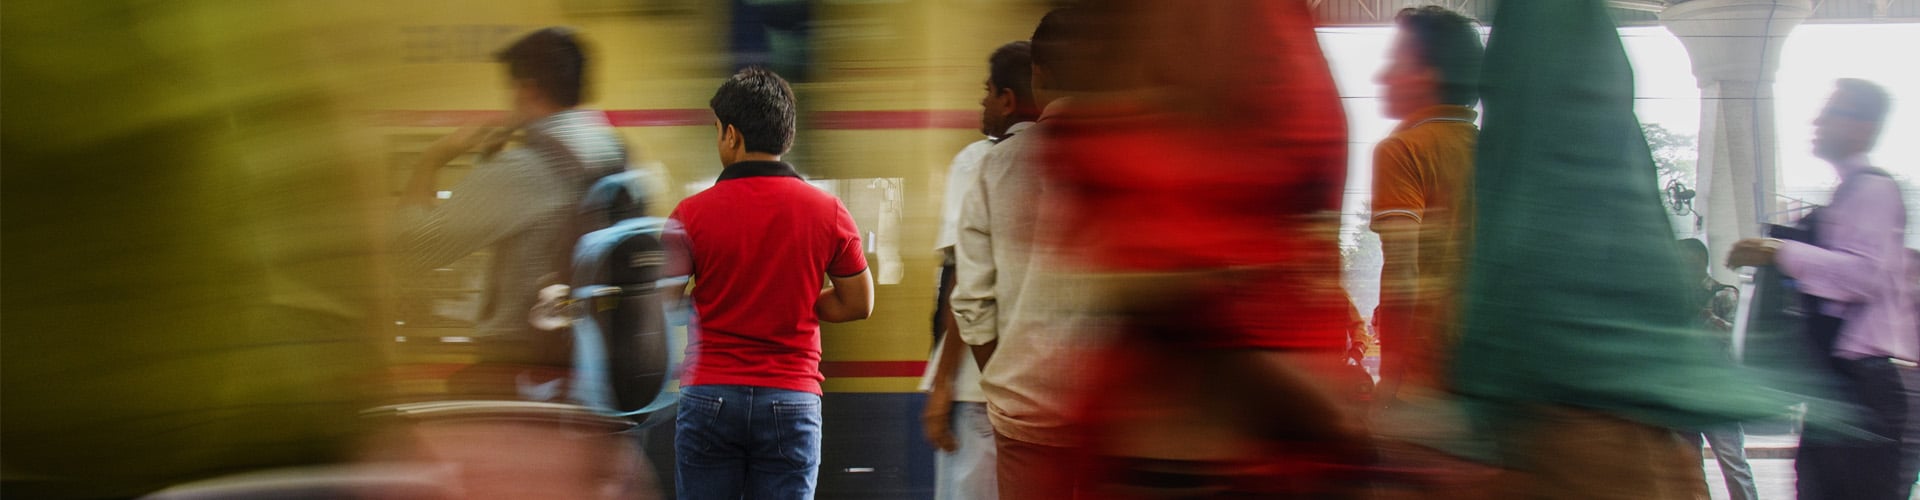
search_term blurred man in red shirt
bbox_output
[1031,2,1367,497]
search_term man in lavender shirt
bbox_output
[1729,78,1914,500]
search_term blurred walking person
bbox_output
[1449,1,1786,498]
[1028,1,1370,497]
[1366,7,1497,496]
[1370,5,1482,419]
[397,27,631,399]
[951,10,1092,499]
[1727,79,1914,500]
[1679,238,1760,500]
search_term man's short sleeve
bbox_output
[827,203,868,278]
[1370,137,1425,225]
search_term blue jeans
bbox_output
[676,384,823,500]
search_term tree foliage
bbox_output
[1642,122,1698,187]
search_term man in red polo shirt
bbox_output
[667,66,874,500]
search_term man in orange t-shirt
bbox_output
[1366,9,1496,496]
[1369,6,1483,411]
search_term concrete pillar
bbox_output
[1661,0,1811,282]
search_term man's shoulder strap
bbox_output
[1835,166,1900,201]
[1827,165,1907,228]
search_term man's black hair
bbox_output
[1832,78,1891,125]
[1395,6,1484,108]
[989,41,1036,111]
[710,66,797,155]
[495,27,588,107]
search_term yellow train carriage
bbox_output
[366,1,1049,495]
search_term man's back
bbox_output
[671,161,867,395]
[953,112,1116,448]
[399,110,627,339]
[672,66,869,500]
[962,130,1045,338]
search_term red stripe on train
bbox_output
[371,109,976,130]
[810,110,977,130]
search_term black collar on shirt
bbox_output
[990,120,1036,144]
[717,161,803,181]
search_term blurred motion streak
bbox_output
[4,0,396,497]
[10,0,1917,499]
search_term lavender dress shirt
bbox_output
[1777,154,1917,361]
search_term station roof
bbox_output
[1307,0,1920,27]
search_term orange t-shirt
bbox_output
[1370,105,1479,374]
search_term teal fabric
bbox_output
[1451,0,1790,435]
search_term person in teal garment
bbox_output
[1448,0,1790,497]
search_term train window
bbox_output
[679,177,905,286]
[814,177,905,285]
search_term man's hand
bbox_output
[921,385,957,452]
[1726,238,1782,268]
[400,119,512,206]
[411,119,506,175]
[433,123,501,157]
[477,126,516,159]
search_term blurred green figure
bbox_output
[1450,0,1790,498]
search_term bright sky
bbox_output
[1319,23,1920,233]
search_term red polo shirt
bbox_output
[669,161,867,394]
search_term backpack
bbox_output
[562,170,689,424]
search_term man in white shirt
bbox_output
[922,40,1037,500]
[952,9,1110,499]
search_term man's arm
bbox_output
[1773,176,1905,304]
[920,309,967,452]
[817,270,874,323]
[1372,219,1419,408]
[401,124,508,206]
[929,258,966,389]
[952,151,1002,369]
[1375,219,1422,311]
[1369,138,1423,408]
[394,137,543,273]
